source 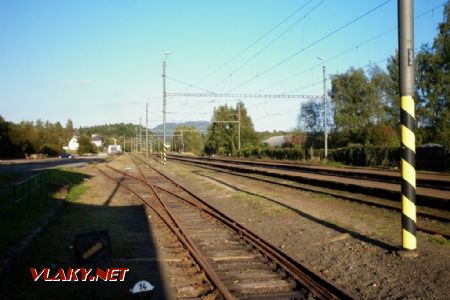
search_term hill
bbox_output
[152,121,209,134]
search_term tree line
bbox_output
[299,2,450,148]
[0,118,146,158]
[0,117,74,158]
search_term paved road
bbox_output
[0,156,106,176]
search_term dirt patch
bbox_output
[161,159,450,300]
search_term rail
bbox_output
[130,154,356,299]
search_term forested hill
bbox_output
[78,121,210,138]
[78,123,141,138]
[152,121,209,134]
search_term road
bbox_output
[0,156,106,177]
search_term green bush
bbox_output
[39,144,60,157]
[328,146,400,167]
[238,145,304,161]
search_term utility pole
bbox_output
[237,102,241,152]
[162,51,171,164]
[398,0,416,253]
[139,117,142,155]
[135,126,137,153]
[180,129,184,153]
[318,56,328,158]
[146,103,149,158]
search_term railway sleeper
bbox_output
[229,278,295,295]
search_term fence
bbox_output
[12,170,52,202]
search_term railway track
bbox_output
[167,155,450,211]
[159,154,450,239]
[168,155,450,190]
[98,154,356,299]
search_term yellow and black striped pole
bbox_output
[398,0,416,252]
[162,145,167,165]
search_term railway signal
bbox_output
[398,0,417,253]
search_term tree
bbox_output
[77,135,97,154]
[0,115,19,158]
[172,126,203,154]
[65,119,74,144]
[204,102,258,155]
[414,2,450,146]
[330,66,398,146]
[297,99,323,133]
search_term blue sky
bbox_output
[0,0,446,131]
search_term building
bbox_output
[66,136,80,151]
[107,145,122,155]
[91,134,103,148]
[264,136,289,148]
[63,134,103,151]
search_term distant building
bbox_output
[264,136,289,148]
[107,145,122,155]
[64,134,103,151]
[91,134,103,148]
[66,136,80,151]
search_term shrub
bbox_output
[328,146,400,167]
[39,144,60,157]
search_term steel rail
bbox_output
[168,155,450,190]
[111,155,450,239]
[131,154,356,300]
[166,158,450,239]
[96,166,236,300]
[171,158,450,222]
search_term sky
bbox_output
[0,0,446,132]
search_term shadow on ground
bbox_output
[1,169,167,300]
[193,170,398,252]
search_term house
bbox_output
[91,134,103,148]
[66,136,80,151]
[64,134,103,151]
[107,145,122,155]
[264,136,289,148]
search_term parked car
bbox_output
[59,152,75,158]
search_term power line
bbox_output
[191,0,316,87]
[229,0,393,92]
[167,76,216,94]
[256,1,445,93]
[210,0,325,91]
[167,92,323,100]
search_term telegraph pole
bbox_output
[139,117,142,155]
[162,51,171,165]
[237,102,241,152]
[163,59,166,152]
[398,0,417,253]
[180,129,184,153]
[146,103,149,157]
[318,56,328,158]
[135,126,137,153]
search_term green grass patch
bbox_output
[0,168,91,255]
[428,236,450,245]
[322,160,347,168]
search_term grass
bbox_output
[0,168,90,255]
[428,236,450,246]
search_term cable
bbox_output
[255,1,445,94]
[191,0,315,87]
[210,0,325,91]
[167,76,216,94]
[229,0,393,92]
